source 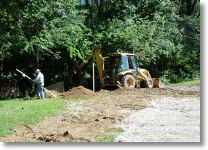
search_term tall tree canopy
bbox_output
[0,0,200,85]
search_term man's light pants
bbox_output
[36,84,45,99]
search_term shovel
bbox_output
[16,69,57,98]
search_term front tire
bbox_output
[121,74,136,88]
[141,78,153,88]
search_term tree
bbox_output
[0,0,200,88]
[0,0,93,80]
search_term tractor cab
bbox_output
[105,53,138,77]
[104,52,139,88]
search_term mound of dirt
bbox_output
[45,82,96,99]
[45,82,64,98]
[46,82,64,93]
[62,86,96,99]
[45,90,61,98]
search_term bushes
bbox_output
[0,0,200,88]
[0,76,19,99]
[89,0,200,83]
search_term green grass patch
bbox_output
[171,79,200,86]
[95,128,123,142]
[0,98,75,137]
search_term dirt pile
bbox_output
[45,90,61,98]
[46,82,64,92]
[62,86,96,99]
[45,82,96,99]
[44,82,64,98]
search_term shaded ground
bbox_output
[0,84,200,142]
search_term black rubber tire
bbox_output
[141,78,153,88]
[121,74,136,88]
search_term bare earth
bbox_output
[0,84,200,142]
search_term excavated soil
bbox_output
[62,86,96,99]
[46,82,64,93]
[0,84,200,142]
[45,82,96,99]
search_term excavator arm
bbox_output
[93,45,105,88]
[75,45,105,88]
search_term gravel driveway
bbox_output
[116,96,200,142]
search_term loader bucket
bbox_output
[153,78,161,88]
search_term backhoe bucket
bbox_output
[153,78,161,88]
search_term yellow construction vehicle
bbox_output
[94,45,160,89]
[65,45,160,90]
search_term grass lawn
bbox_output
[171,79,200,86]
[0,98,73,137]
[95,128,123,142]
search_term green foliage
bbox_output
[0,0,92,64]
[95,128,123,142]
[90,0,199,81]
[0,0,200,86]
[171,79,200,86]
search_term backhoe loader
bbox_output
[65,45,160,90]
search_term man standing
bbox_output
[34,69,45,99]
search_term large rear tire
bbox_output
[121,74,136,88]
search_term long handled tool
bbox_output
[16,69,57,98]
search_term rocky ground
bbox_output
[115,96,200,142]
[0,83,200,142]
